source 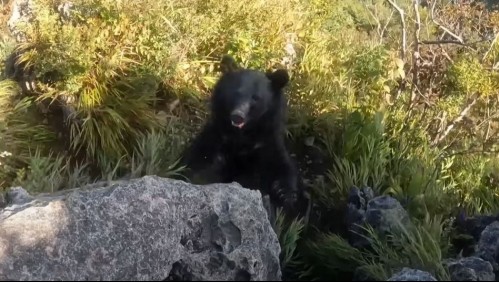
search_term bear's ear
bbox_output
[220,55,239,74]
[266,69,290,90]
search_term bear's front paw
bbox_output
[271,178,299,209]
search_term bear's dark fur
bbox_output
[182,55,308,217]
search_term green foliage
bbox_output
[0,79,58,186]
[11,0,176,167]
[447,154,499,214]
[300,215,451,281]
[446,56,498,97]
[275,208,306,276]
[314,110,389,207]
[312,109,457,219]
[2,0,499,280]
[13,150,92,193]
[129,122,189,180]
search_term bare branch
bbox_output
[386,0,406,60]
[380,11,395,44]
[430,0,464,44]
[482,32,499,62]
[420,40,467,45]
[364,4,382,38]
[440,47,454,63]
[410,0,421,107]
[432,93,479,146]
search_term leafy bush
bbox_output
[2,0,499,280]
[293,214,452,281]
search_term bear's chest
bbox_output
[221,133,266,157]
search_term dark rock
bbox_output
[452,212,499,257]
[347,192,410,249]
[455,213,499,242]
[5,186,34,205]
[0,193,5,209]
[365,195,410,235]
[387,268,437,281]
[345,186,374,248]
[0,176,281,281]
[347,186,374,211]
[445,256,495,281]
[476,221,499,272]
[353,266,378,281]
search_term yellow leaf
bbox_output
[398,68,405,79]
[395,58,405,69]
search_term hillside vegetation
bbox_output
[1,0,499,280]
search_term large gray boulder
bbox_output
[0,176,281,281]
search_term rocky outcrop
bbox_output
[476,221,499,272]
[346,187,410,248]
[387,268,437,281]
[445,256,495,281]
[0,176,281,281]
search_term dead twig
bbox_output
[387,0,406,60]
[380,11,395,44]
[430,0,464,44]
[432,93,480,146]
[410,0,421,109]
[420,40,467,45]
[482,32,499,62]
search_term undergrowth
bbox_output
[1,0,499,280]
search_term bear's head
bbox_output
[211,55,290,129]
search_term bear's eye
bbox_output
[252,95,260,102]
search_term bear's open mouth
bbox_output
[231,121,245,128]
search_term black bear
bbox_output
[182,55,307,217]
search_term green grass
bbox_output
[1,0,499,280]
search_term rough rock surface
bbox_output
[365,195,410,234]
[445,256,495,281]
[346,189,410,248]
[345,186,374,248]
[5,186,34,205]
[0,176,281,281]
[7,0,36,42]
[387,267,437,281]
[476,221,499,272]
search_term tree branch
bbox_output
[430,0,464,44]
[482,32,499,62]
[420,40,467,45]
[432,93,479,146]
[410,0,421,108]
[380,10,395,44]
[386,0,406,60]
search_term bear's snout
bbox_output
[230,111,246,128]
